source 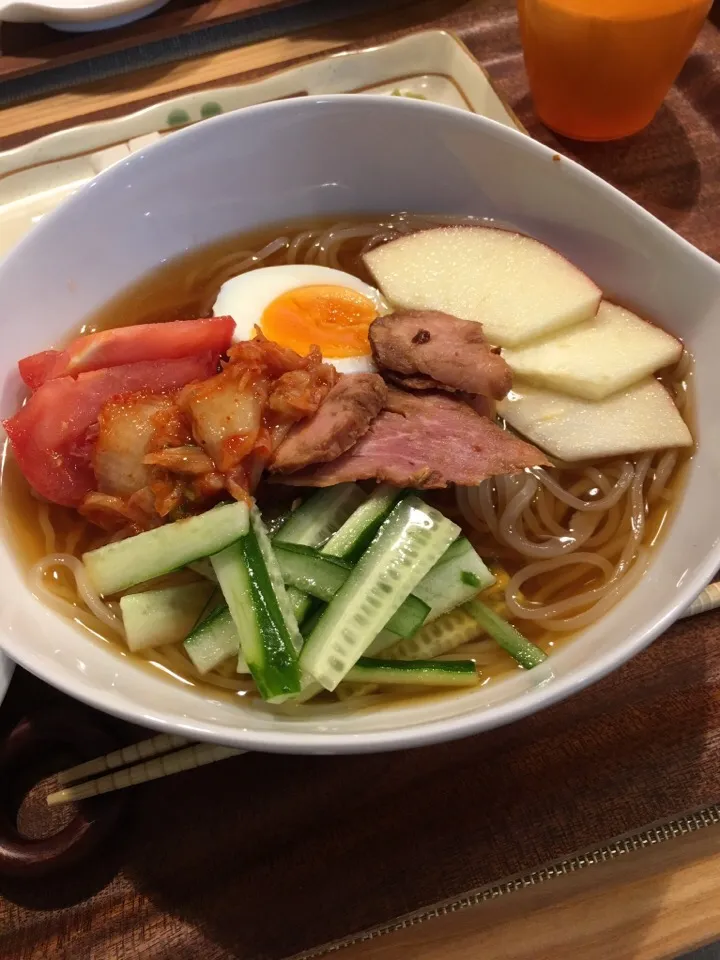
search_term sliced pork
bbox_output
[369,310,512,400]
[276,387,549,488]
[270,373,388,474]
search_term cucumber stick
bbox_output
[265,512,291,538]
[273,543,429,638]
[340,606,485,700]
[321,484,402,559]
[188,558,217,582]
[273,483,366,624]
[84,502,249,596]
[119,582,214,652]
[273,544,353,600]
[379,605,484,661]
[301,496,460,691]
[183,604,249,674]
[273,484,366,547]
[465,599,547,670]
[347,657,478,687]
[352,540,492,657]
[275,484,399,626]
[211,507,302,700]
[413,538,494,621]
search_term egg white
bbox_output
[213,264,387,374]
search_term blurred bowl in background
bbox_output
[0,0,168,32]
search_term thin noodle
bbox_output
[543,548,650,632]
[37,502,55,553]
[531,462,633,511]
[64,521,84,556]
[648,450,679,503]
[152,644,256,693]
[534,487,568,537]
[505,553,615,619]
[286,231,318,264]
[30,554,123,634]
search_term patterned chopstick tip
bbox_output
[47,742,245,807]
[682,583,720,619]
[56,731,189,786]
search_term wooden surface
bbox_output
[0,0,331,81]
[3,2,720,959]
[341,823,720,960]
[3,608,720,959]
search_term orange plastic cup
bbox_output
[518,0,712,141]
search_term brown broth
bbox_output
[83,217,379,333]
[0,215,693,708]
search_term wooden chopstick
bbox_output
[47,741,245,806]
[56,731,190,785]
[681,582,720,619]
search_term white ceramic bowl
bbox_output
[0,653,12,706]
[1,95,718,753]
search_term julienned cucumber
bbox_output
[273,543,430,639]
[347,540,491,657]
[465,599,547,670]
[249,505,306,656]
[265,512,291,538]
[183,604,249,674]
[347,657,479,687]
[84,502,249,596]
[211,508,302,700]
[273,483,366,624]
[274,484,400,627]
[378,605,483,661]
[119,582,214,652]
[340,606,485,700]
[188,558,217,582]
[321,484,403,560]
[413,538,495,621]
[273,484,366,548]
[301,496,460,691]
[273,544,353,600]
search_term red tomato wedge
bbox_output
[4,353,219,506]
[18,316,235,390]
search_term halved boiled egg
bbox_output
[213,264,388,373]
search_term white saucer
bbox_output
[0,0,168,30]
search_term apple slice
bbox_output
[498,378,692,461]
[363,226,601,347]
[502,301,683,401]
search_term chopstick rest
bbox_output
[0,710,126,877]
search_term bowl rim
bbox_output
[1,93,718,753]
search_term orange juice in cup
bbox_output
[518,0,712,140]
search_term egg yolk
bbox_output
[260,285,377,358]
